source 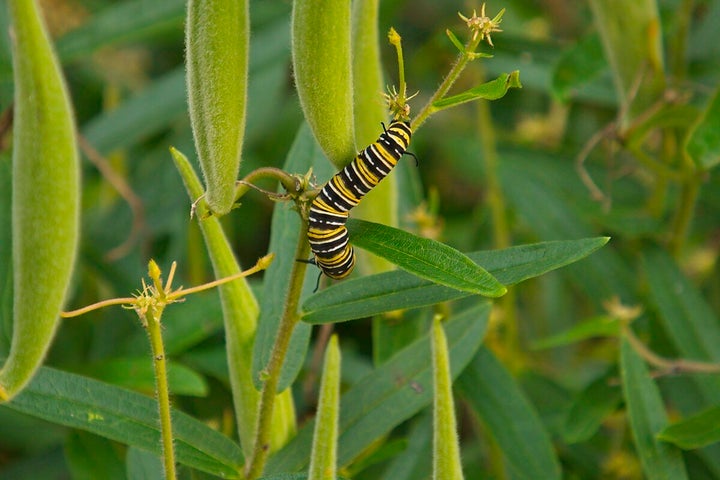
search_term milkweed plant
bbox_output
[3,0,720,479]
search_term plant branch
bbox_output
[245,225,312,480]
[622,323,720,375]
[144,303,176,479]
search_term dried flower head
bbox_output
[458,3,504,47]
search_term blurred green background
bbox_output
[2,0,720,478]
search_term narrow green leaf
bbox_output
[344,439,407,478]
[562,370,622,444]
[266,303,490,474]
[253,124,332,392]
[445,29,465,53]
[499,152,634,301]
[431,71,521,110]
[431,319,465,480]
[303,238,608,324]
[620,337,688,480]
[457,347,562,480]
[80,357,208,397]
[186,0,249,215]
[1,0,80,400]
[686,85,720,170]
[83,68,186,155]
[4,366,244,478]
[588,0,665,120]
[292,0,355,168]
[658,406,720,450]
[380,412,432,480]
[348,218,506,297]
[308,335,341,480]
[56,0,185,62]
[532,315,620,350]
[126,447,163,480]
[65,431,125,480]
[643,248,720,362]
[171,147,295,457]
[258,475,349,480]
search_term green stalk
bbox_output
[245,228,311,480]
[668,0,694,81]
[144,302,176,480]
[171,147,296,460]
[669,173,701,257]
[412,32,483,132]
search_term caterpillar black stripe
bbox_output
[307,120,412,279]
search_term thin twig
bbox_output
[78,135,147,261]
[622,323,720,376]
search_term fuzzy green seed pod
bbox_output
[0,0,80,401]
[308,335,341,480]
[292,0,356,168]
[186,0,249,216]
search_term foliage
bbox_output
[2,0,720,479]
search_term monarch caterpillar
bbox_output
[307,120,413,279]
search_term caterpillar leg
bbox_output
[295,257,323,292]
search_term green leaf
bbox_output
[643,248,720,362]
[56,0,185,62]
[347,218,507,297]
[302,238,608,324]
[380,412,432,480]
[431,71,521,110]
[80,357,208,397]
[4,366,244,478]
[266,302,490,474]
[686,85,720,170]
[551,33,606,101]
[344,438,407,478]
[65,431,125,480]
[258,475,350,480]
[499,152,634,301]
[126,447,163,480]
[1,0,80,400]
[658,406,720,450]
[561,370,622,444]
[186,0,249,215]
[457,347,561,480]
[588,0,665,119]
[445,29,465,53]
[532,315,620,350]
[431,319,465,480]
[83,68,186,155]
[308,335,341,480]
[292,0,355,167]
[620,337,688,480]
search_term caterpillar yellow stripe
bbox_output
[307,120,412,279]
